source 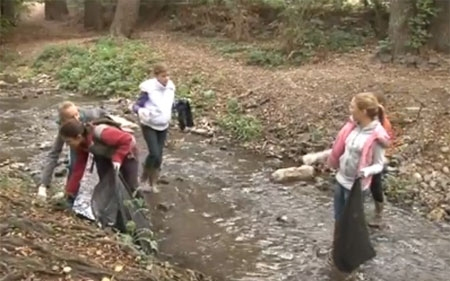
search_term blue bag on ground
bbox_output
[332,178,376,273]
[90,168,155,254]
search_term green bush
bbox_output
[33,37,158,97]
[218,99,262,141]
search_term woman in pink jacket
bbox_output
[328,92,390,221]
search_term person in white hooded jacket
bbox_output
[132,63,175,192]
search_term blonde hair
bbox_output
[372,91,386,106]
[153,63,168,75]
[354,92,383,120]
[58,101,76,120]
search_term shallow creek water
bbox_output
[1,93,450,281]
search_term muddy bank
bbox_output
[0,170,213,281]
[1,83,450,281]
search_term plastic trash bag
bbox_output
[91,168,155,254]
[332,178,376,273]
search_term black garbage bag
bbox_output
[332,178,376,273]
[91,168,156,254]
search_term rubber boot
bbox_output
[149,169,160,193]
[137,166,153,192]
[368,201,384,228]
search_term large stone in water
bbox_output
[271,165,315,183]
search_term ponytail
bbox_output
[377,104,385,126]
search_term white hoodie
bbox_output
[137,78,175,131]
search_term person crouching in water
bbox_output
[132,63,175,193]
[328,92,390,222]
[58,119,139,204]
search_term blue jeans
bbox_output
[141,125,168,170]
[333,181,351,221]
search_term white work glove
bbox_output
[37,184,47,200]
[359,168,371,178]
[302,154,318,165]
[302,149,332,166]
[112,161,121,174]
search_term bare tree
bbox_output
[387,0,413,57]
[84,0,105,30]
[110,0,141,38]
[429,0,450,53]
[1,0,17,25]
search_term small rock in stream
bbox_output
[39,141,52,150]
[54,167,68,178]
[190,128,214,137]
[276,215,289,223]
[0,80,9,88]
[156,202,173,212]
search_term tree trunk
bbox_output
[110,0,141,38]
[388,0,414,57]
[428,0,450,53]
[84,0,104,30]
[1,0,17,25]
[44,0,69,21]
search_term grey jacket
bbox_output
[40,108,107,187]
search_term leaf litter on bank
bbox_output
[0,173,214,281]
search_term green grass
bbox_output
[32,37,158,97]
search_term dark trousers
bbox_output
[369,173,384,203]
[141,125,167,170]
[95,155,139,191]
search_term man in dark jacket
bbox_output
[37,101,107,200]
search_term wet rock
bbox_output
[424,173,433,183]
[30,170,40,177]
[427,207,447,221]
[54,167,67,178]
[413,172,423,182]
[276,215,288,223]
[429,181,437,188]
[39,141,52,150]
[278,252,294,261]
[190,127,214,137]
[270,165,315,183]
[0,80,9,89]
[0,73,18,84]
[156,202,173,212]
[9,162,25,170]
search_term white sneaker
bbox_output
[37,185,47,200]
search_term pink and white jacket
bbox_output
[328,118,390,190]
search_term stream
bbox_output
[1,91,450,281]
